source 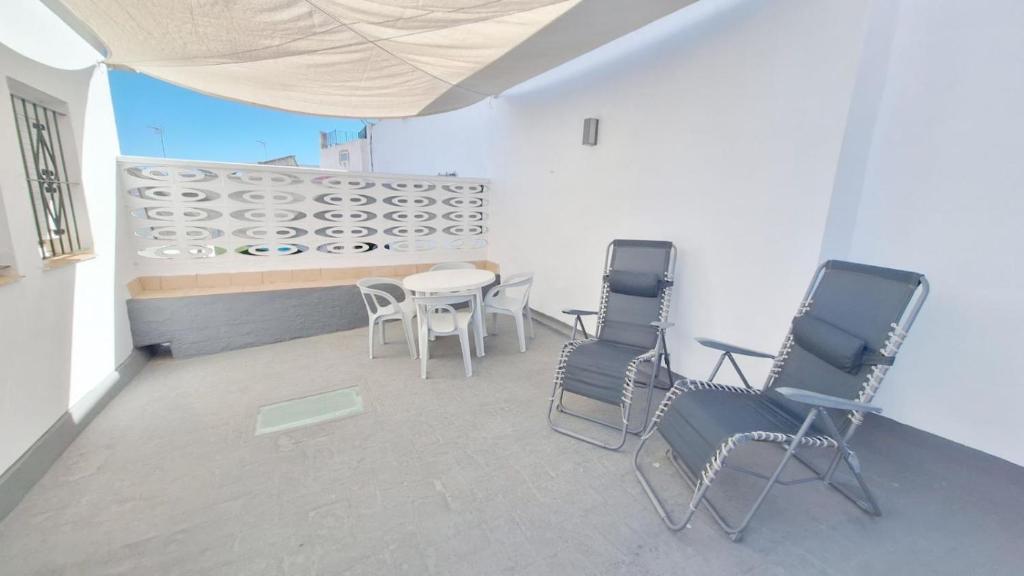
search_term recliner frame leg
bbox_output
[547,384,630,450]
[815,412,882,516]
[548,352,664,448]
[633,433,701,531]
[635,408,821,541]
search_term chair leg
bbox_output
[380,321,387,344]
[547,386,630,451]
[817,414,882,517]
[633,432,704,531]
[546,347,659,448]
[634,403,824,541]
[367,319,376,359]
[814,449,883,517]
[637,432,743,537]
[459,327,473,377]
[513,313,526,352]
[403,317,417,359]
[419,325,430,379]
[472,291,485,357]
[726,412,818,541]
[840,456,883,516]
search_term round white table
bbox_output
[403,269,496,357]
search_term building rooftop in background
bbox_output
[320,128,371,172]
[257,154,299,167]
[320,127,366,150]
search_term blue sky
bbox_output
[108,71,365,166]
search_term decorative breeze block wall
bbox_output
[119,157,489,275]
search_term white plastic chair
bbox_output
[484,273,535,352]
[429,261,476,271]
[415,294,476,378]
[356,277,417,359]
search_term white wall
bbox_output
[375,0,873,384]
[840,0,1024,465]
[372,0,1024,466]
[0,1,132,473]
[319,138,371,172]
[374,100,494,178]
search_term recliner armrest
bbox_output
[696,337,774,359]
[562,308,598,316]
[773,387,883,414]
[650,320,675,330]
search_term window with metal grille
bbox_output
[10,91,89,260]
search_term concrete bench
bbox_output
[126,262,500,358]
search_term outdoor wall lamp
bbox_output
[582,117,599,146]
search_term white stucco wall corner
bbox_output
[0,3,131,473]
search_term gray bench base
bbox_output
[128,285,370,358]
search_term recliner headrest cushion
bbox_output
[607,270,662,298]
[791,314,867,374]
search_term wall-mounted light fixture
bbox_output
[582,117,599,146]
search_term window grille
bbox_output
[10,93,85,259]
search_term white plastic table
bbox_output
[403,269,496,357]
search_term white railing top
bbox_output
[117,155,484,184]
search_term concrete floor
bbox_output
[1,324,1022,575]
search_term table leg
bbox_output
[413,293,425,350]
[473,288,485,357]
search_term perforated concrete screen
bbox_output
[118,157,489,273]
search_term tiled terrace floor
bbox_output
[1,324,1022,575]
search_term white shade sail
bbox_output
[51,0,693,118]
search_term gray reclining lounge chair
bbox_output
[634,260,928,541]
[548,240,676,450]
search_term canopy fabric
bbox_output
[52,0,692,118]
